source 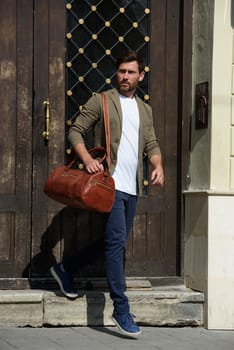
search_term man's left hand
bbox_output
[151,165,164,186]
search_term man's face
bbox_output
[116,61,145,97]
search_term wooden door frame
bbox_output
[179,0,193,276]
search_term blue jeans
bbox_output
[104,190,137,315]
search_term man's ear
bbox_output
[139,71,145,82]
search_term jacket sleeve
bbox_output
[68,93,102,146]
[143,103,161,159]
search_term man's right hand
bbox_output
[73,143,104,173]
[84,158,104,173]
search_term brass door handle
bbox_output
[42,99,50,140]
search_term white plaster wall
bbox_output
[184,192,234,329]
[210,0,233,190]
[184,193,208,293]
[207,195,234,329]
[231,158,234,188]
[230,34,234,188]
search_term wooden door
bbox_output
[0,0,191,285]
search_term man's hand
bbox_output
[149,154,164,186]
[84,158,104,174]
[151,165,164,186]
[73,143,104,174]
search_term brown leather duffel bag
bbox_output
[44,147,115,213]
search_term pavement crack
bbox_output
[0,337,19,350]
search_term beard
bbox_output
[117,80,138,95]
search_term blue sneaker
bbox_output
[112,312,141,338]
[50,263,78,299]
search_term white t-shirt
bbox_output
[112,94,140,195]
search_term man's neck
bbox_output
[118,89,136,99]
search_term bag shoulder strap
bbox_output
[101,92,111,171]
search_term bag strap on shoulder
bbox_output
[101,93,111,171]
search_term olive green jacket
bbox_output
[68,88,161,195]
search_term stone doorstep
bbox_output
[0,290,44,328]
[0,286,204,328]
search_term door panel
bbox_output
[132,0,181,275]
[0,0,33,277]
[30,0,66,277]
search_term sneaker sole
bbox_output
[50,266,78,299]
[111,316,141,339]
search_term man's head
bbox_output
[116,51,145,73]
[116,51,145,98]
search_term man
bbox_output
[50,51,164,338]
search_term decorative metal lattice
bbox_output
[65,0,151,193]
[65,0,150,125]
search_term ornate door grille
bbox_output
[65,0,151,127]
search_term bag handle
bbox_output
[101,93,111,171]
[67,147,106,169]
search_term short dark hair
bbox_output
[116,51,145,73]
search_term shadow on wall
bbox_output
[22,206,109,327]
[231,0,234,28]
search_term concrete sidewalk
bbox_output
[0,327,234,350]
